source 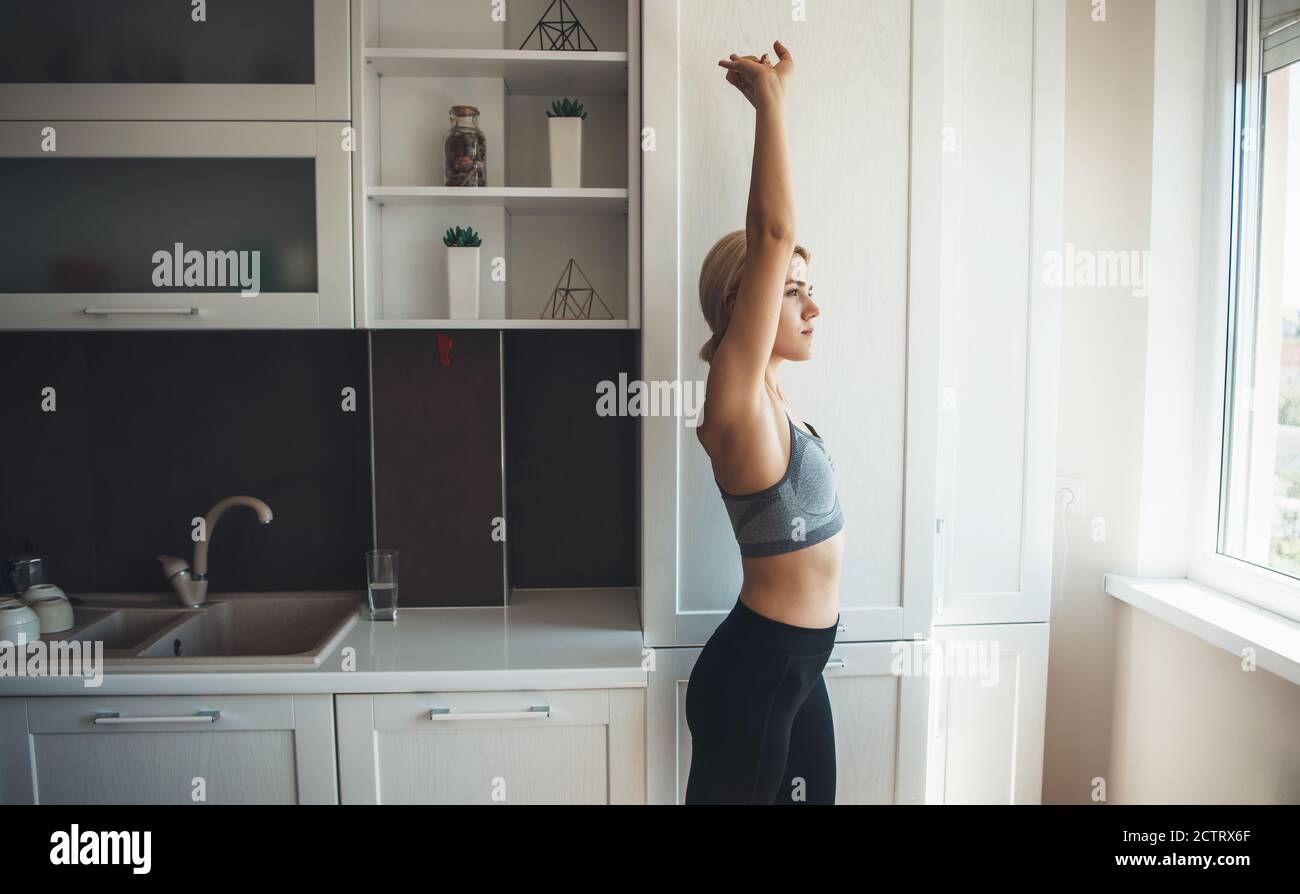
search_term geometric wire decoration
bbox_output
[518,0,598,51]
[540,258,615,320]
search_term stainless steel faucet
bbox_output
[157,496,274,607]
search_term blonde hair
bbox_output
[697,229,812,364]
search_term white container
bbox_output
[548,117,583,188]
[0,600,41,644]
[20,583,66,604]
[446,245,481,319]
[31,595,75,634]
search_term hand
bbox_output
[717,40,794,108]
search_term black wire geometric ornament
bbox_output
[518,0,598,51]
[540,258,614,320]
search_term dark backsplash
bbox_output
[0,331,373,594]
[503,331,639,590]
[0,329,640,605]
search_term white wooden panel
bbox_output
[943,0,1033,596]
[34,730,298,805]
[0,699,34,804]
[608,688,647,804]
[337,689,636,804]
[932,0,1064,625]
[646,641,928,804]
[642,0,916,647]
[292,694,340,805]
[375,724,606,803]
[22,694,326,805]
[926,622,1049,804]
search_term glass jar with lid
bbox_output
[444,104,487,187]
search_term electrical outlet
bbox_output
[1055,478,1087,516]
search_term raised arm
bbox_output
[708,42,797,427]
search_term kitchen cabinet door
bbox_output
[0,0,349,121]
[0,121,353,330]
[915,0,1066,626]
[641,0,927,647]
[0,694,337,804]
[646,641,929,805]
[336,688,645,804]
[925,623,1050,804]
[641,0,1065,643]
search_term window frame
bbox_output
[1190,0,1300,624]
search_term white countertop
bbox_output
[0,588,647,696]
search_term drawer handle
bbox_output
[824,657,846,671]
[93,709,220,724]
[83,307,200,316]
[427,705,551,721]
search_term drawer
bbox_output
[26,694,295,733]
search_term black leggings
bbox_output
[684,597,839,804]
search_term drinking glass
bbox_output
[366,549,398,621]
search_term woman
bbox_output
[684,40,845,806]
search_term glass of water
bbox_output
[366,549,398,621]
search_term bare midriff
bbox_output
[738,528,844,629]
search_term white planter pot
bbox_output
[446,245,480,319]
[548,117,583,188]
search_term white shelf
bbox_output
[364,48,630,95]
[367,186,628,215]
[368,318,632,330]
[353,0,641,330]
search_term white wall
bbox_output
[1048,0,1300,803]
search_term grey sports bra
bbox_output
[715,411,845,558]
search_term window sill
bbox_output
[1103,574,1300,687]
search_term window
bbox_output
[1221,0,1300,576]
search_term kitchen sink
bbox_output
[135,597,361,664]
[39,594,363,669]
[61,608,197,652]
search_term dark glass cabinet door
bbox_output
[0,0,349,120]
[0,121,353,330]
[0,158,318,295]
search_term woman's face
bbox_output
[771,253,819,362]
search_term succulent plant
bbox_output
[546,97,587,120]
[443,225,482,248]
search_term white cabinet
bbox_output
[647,643,930,805]
[641,0,931,648]
[0,0,350,121]
[917,0,1065,628]
[0,694,337,804]
[911,0,1063,804]
[350,0,641,329]
[335,688,645,804]
[925,623,1050,804]
[641,0,1065,804]
[0,121,354,330]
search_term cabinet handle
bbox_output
[83,307,200,316]
[824,657,845,671]
[427,704,551,721]
[93,709,220,724]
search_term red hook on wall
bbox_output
[435,332,453,367]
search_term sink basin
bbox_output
[38,594,362,669]
[59,608,196,652]
[131,596,361,666]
